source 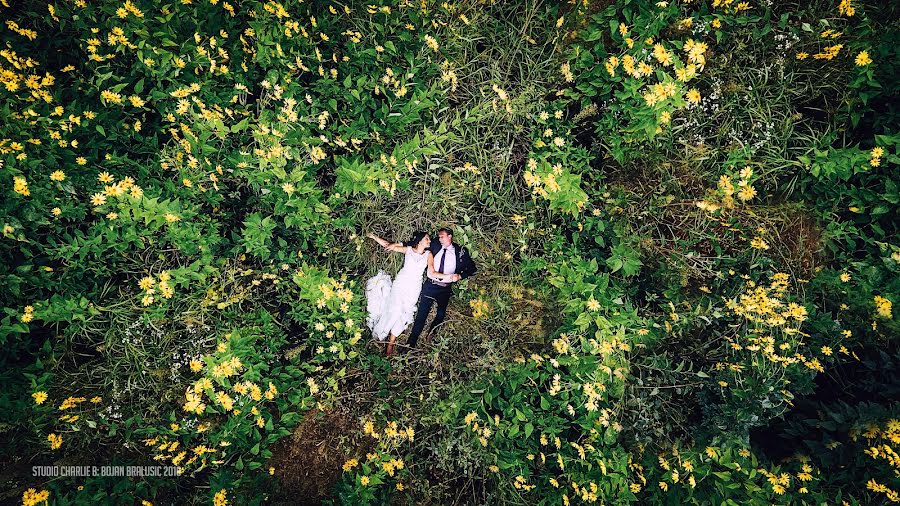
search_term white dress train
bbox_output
[365,246,428,341]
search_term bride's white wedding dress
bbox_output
[366,246,428,341]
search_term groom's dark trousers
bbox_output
[407,281,452,348]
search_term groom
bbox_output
[406,227,478,348]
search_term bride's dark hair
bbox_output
[403,231,429,247]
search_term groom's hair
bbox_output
[437,227,453,238]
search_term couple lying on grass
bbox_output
[364,227,477,356]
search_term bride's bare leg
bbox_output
[386,334,396,356]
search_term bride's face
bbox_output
[418,235,431,249]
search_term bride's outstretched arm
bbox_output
[367,232,389,248]
[367,233,406,253]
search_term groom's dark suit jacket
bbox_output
[428,241,478,282]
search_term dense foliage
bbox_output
[1,0,898,504]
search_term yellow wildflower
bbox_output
[48,433,63,449]
[32,391,48,404]
[13,176,30,196]
[874,296,892,319]
[855,50,872,66]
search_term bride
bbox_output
[365,231,448,356]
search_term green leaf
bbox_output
[231,118,249,133]
[574,312,592,327]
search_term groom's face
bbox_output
[437,230,452,247]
